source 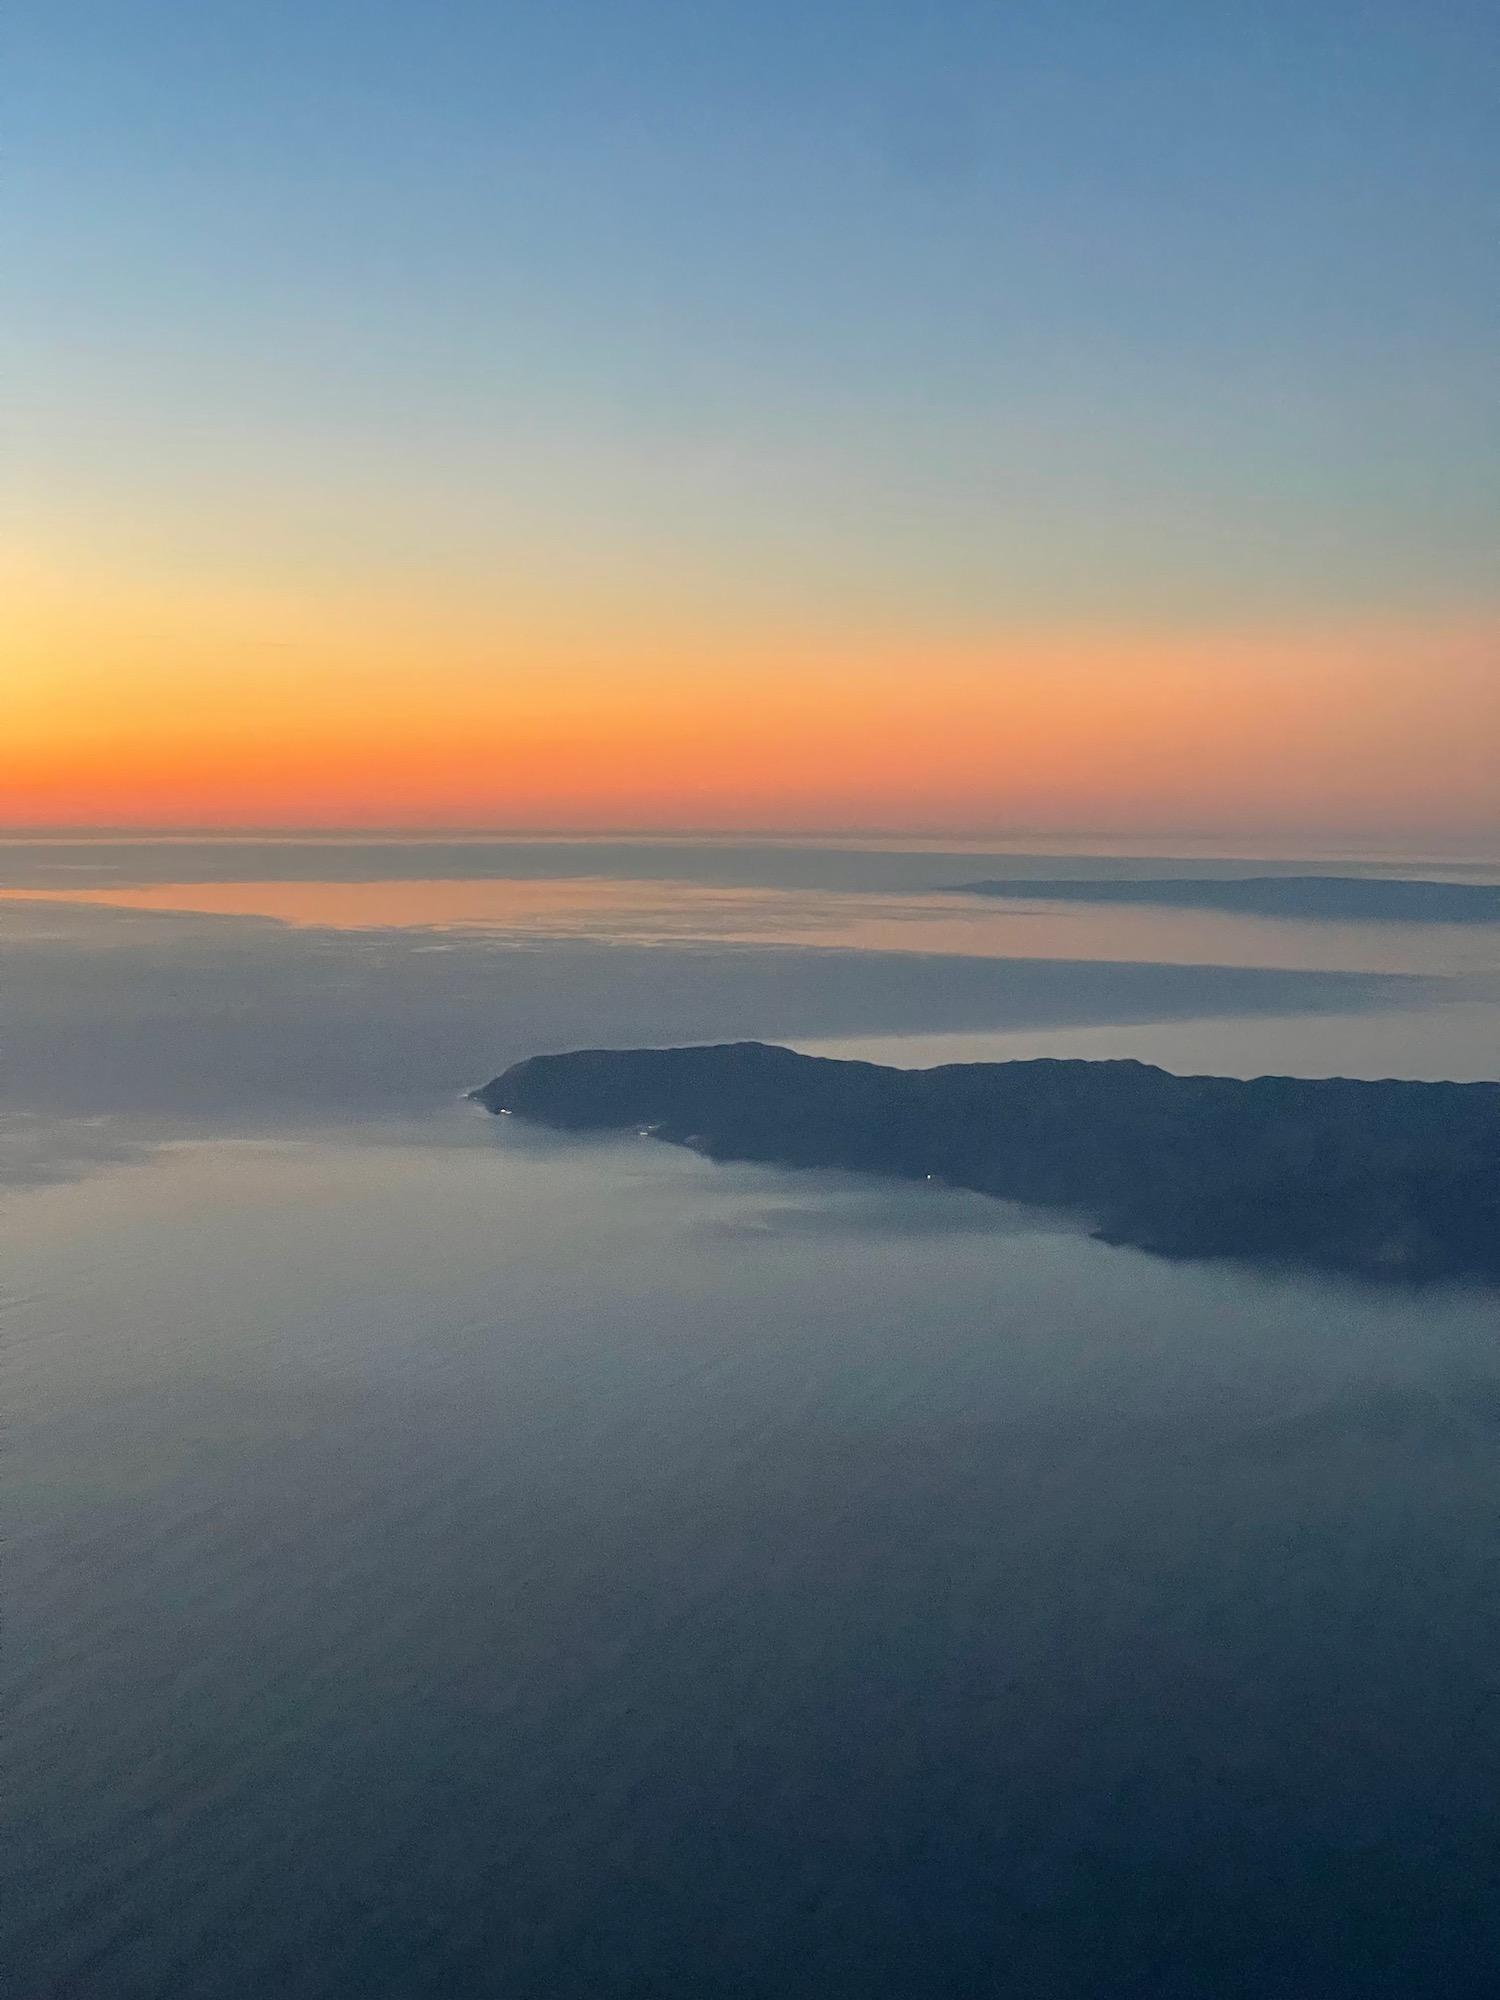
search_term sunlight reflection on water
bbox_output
[6,874,1498,976]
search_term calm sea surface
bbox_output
[5,840,1500,1997]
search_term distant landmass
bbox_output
[476,1043,1500,1283]
[952,876,1500,923]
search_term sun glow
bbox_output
[6,543,1496,838]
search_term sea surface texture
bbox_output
[5,837,1500,1998]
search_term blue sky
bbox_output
[11,0,1497,620]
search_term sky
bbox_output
[6,0,1498,844]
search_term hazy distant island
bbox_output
[475,1043,1500,1283]
[950,875,1500,923]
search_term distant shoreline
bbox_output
[953,877,1500,924]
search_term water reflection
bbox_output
[7,874,1497,975]
[801,991,1500,1084]
[7,839,1500,1997]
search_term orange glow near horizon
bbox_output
[6,546,1498,841]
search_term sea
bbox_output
[5,835,1500,1999]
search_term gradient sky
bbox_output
[7,1,1498,842]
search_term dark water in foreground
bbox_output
[5,841,1500,1996]
[8,1121,1500,1998]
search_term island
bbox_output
[951,875,1500,923]
[474,1042,1500,1282]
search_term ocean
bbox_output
[5,838,1499,1997]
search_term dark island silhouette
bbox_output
[475,1043,1500,1283]
[952,875,1500,923]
